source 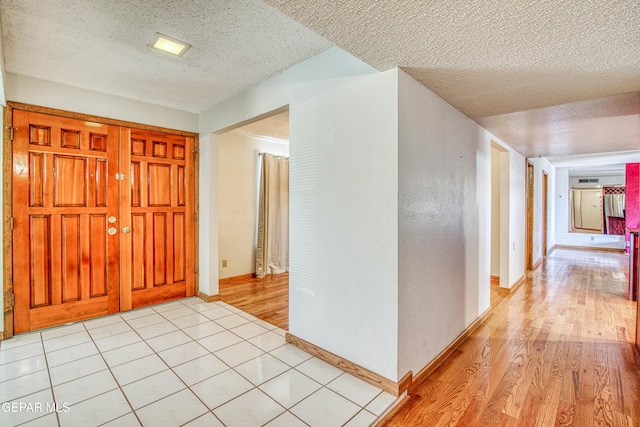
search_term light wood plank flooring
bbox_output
[388,248,639,426]
[219,272,289,330]
[219,249,640,426]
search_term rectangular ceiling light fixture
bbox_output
[150,33,191,56]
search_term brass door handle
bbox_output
[108,227,117,235]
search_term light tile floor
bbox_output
[0,298,399,426]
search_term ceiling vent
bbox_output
[578,178,599,183]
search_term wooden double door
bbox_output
[12,110,196,333]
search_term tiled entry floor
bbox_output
[0,298,399,426]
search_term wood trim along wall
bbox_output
[548,244,556,255]
[409,307,493,393]
[533,257,543,270]
[219,273,256,286]
[554,244,625,253]
[286,333,412,397]
[2,102,199,338]
[3,105,14,339]
[510,273,527,294]
[197,292,221,303]
[193,136,200,300]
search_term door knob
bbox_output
[108,216,117,223]
[123,227,131,234]
[108,227,117,235]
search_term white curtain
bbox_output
[255,153,289,278]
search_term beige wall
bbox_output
[218,131,289,279]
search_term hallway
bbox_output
[387,248,639,426]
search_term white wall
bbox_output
[491,148,501,276]
[508,150,527,285]
[569,175,625,187]
[397,69,491,378]
[218,132,289,278]
[5,73,198,132]
[288,71,399,380]
[555,168,570,233]
[199,48,401,379]
[198,46,376,298]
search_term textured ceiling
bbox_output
[264,0,640,158]
[0,0,638,159]
[478,92,640,157]
[0,0,331,113]
[263,0,640,119]
[234,110,289,141]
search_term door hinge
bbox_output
[6,126,15,141]
[192,150,199,160]
[11,293,15,307]
[115,173,130,180]
[10,217,14,230]
[193,213,197,222]
[194,267,198,275]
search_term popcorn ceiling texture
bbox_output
[262,0,640,157]
[263,0,640,119]
[234,110,290,141]
[0,0,332,113]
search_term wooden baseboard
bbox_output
[555,244,625,253]
[219,273,255,286]
[532,257,543,270]
[409,307,492,393]
[510,273,526,294]
[548,244,556,255]
[374,394,410,427]
[197,292,221,302]
[286,333,411,397]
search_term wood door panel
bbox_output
[12,109,196,333]
[13,111,120,333]
[173,212,186,283]
[29,215,51,308]
[123,129,194,310]
[61,214,81,303]
[89,214,108,297]
[29,297,109,330]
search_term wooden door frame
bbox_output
[525,160,534,271]
[2,102,200,338]
[542,171,548,257]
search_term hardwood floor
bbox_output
[219,250,639,426]
[387,249,640,426]
[219,272,289,330]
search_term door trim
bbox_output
[3,101,200,338]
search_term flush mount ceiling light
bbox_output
[149,33,191,56]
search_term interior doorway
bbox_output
[526,161,534,271]
[490,142,509,288]
[217,108,290,329]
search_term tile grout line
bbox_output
[3,297,396,427]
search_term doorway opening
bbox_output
[217,108,290,330]
[490,142,509,288]
[526,161,534,271]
